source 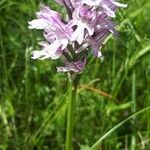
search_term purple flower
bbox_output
[28,6,72,59]
[28,0,127,73]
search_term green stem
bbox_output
[65,75,79,150]
[132,72,136,113]
[131,71,136,150]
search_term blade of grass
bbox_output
[29,89,71,144]
[89,106,150,150]
[0,105,11,137]
[79,84,113,100]
[129,44,150,69]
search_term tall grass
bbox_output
[0,0,150,149]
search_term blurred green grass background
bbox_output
[0,0,150,149]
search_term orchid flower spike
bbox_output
[28,0,127,73]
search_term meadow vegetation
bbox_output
[0,0,150,149]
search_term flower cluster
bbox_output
[28,0,127,72]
